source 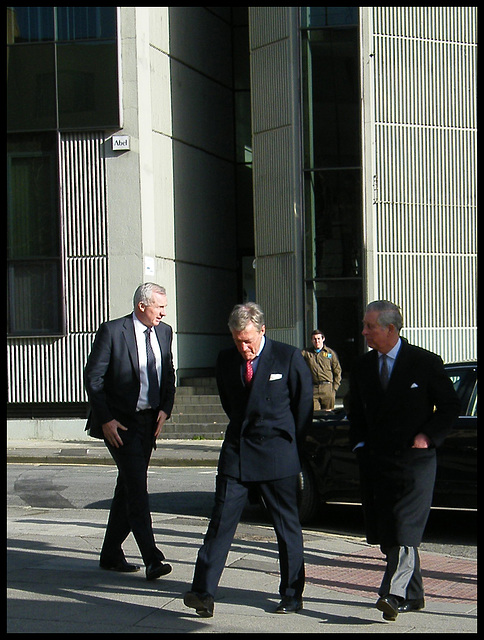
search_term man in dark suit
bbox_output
[348,300,460,621]
[184,302,313,617]
[84,282,175,580]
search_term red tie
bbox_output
[245,360,254,386]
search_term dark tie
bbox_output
[380,354,390,390]
[145,328,159,408]
[245,360,254,386]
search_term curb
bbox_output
[7,454,218,467]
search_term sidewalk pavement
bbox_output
[7,437,222,467]
[7,438,477,633]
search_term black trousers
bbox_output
[101,410,165,567]
[191,473,305,599]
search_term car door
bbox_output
[434,364,477,509]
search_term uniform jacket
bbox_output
[84,315,176,439]
[216,337,313,482]
[301,345,342,389]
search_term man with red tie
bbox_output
[184,302,313,618]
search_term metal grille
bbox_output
[361,7,477,362]
[7,132,109,403]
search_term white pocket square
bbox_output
[269,373,283,381]
[410,383,419,388]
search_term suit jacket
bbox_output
[216,337,313,482]
[348,338,460,546]
[84,314,176,439]
[348,338,460,453]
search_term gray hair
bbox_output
[366,300,403,332]
[228,302,265,332]
[133,282,166,308]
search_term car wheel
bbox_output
[297,461,320,524]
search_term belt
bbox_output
[314,381,331,385]
[136,408,157,415]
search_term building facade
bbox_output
[7,7,477,437]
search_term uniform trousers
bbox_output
[191,473,305,599]
[313,382,335,410]
[101,409,165,567]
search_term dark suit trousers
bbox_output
[101,410,164,567]
[191,474,305,599]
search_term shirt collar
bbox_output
[255,335,266,357]
[380,337,401,360]
[132,311,152,335]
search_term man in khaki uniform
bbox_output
[302,330,342,411]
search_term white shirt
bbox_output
[132,313,162,411]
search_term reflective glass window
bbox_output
[6,6,119,132]
[301,7,363,370]
[7,43,57,131]
[304,169,362,279]
[57,41,119,129]
[301,7,358,28]
[7,7,55,43]
[56,7,117,41]
[303,27,360,169]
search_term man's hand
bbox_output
[102,419,128,448]
[412,433,431,449]
[154,410,168,440]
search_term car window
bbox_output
[446,366,477,417]
[448,373,465,393]
[468,383,477,417]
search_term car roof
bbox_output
[445,361,477,368]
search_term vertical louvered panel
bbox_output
[257,254,296,329]
[249,7,304,344]
[362,7,477,362]
[61,132,109,340]
[253,127,294,256]
[7,132,109,403]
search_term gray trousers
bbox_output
[379,546,424,600]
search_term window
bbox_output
[56,7,116,41]
[7,134,63,336]
[301,7,363,371]
[7,7,119,132]
[447,366,478,417]
[6,7,118,336]
[7,7,116,43]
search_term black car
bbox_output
[297,361,477,524]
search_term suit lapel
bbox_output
[122,315,140,380]
[245,338,274,414]
[385,339,409,393]
[154,323,166,355]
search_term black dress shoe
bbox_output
[99,559,140,573]
[146,561,172,581]
[275,596,303,613]
[376,595,401,621]
[183,591,215,618]
[398,597,425,613]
